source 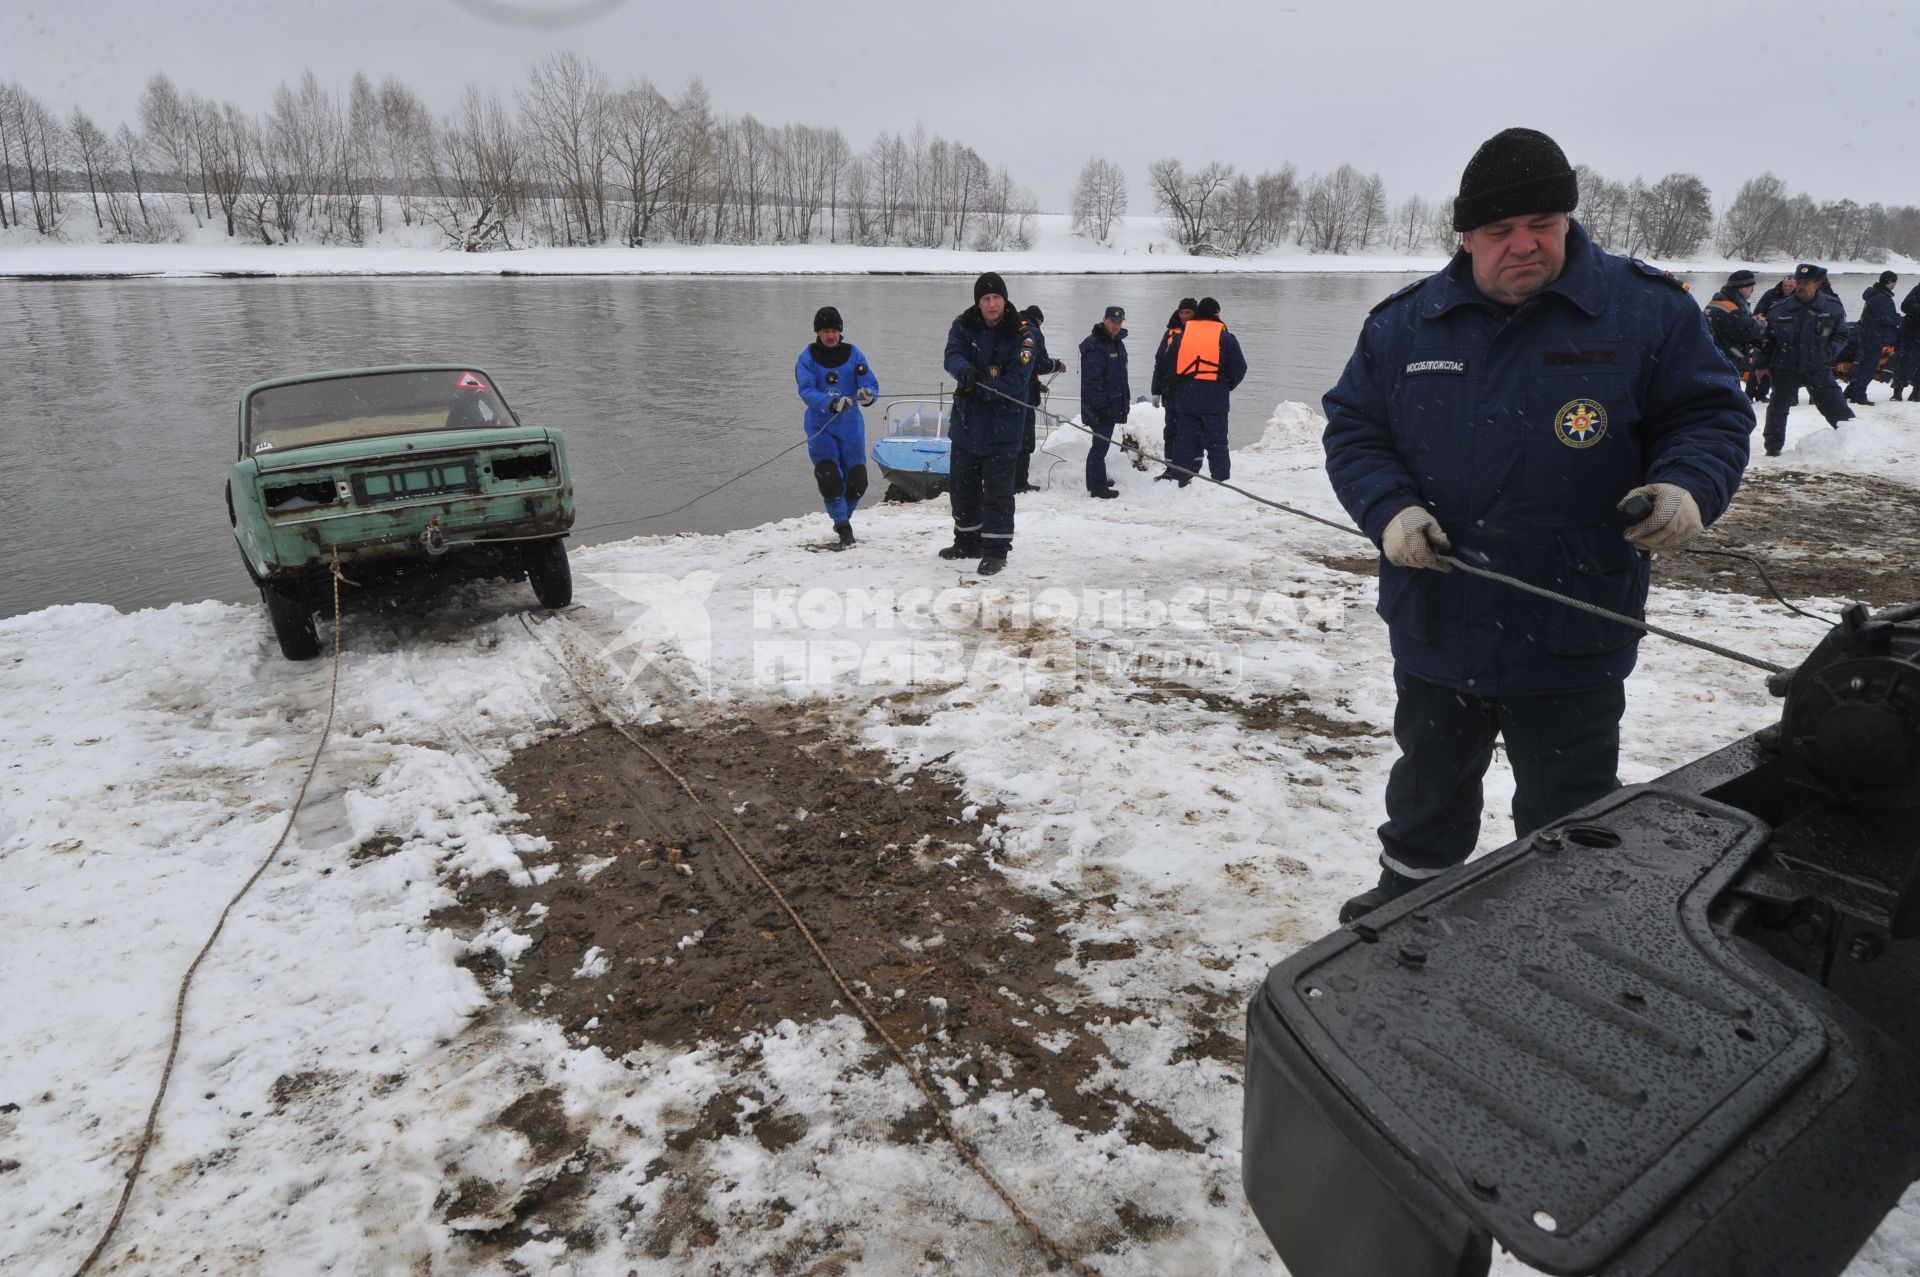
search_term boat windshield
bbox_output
[246,369,520,454]
[882,401,949,439]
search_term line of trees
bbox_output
[1134,150,1920,264]
[0,58,1038,252]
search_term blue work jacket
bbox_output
[1323,220,1753,695]
[1079,324,1131,421]
[944,305,1037,454]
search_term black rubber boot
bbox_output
[977,555,1007,576]
[1338,868,1422,925]
[938,541,980,560]
[834,521,855,547]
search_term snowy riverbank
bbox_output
[5,211,1912,280]
[4,398,1918,1275]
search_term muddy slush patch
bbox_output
[431,712,1204,1261]
[1648,468,1918,608]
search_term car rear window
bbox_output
[247,370,518,453]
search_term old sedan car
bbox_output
[227,365,575,659]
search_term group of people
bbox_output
[796,125,1793,926]
[1704,262,1920,455]
[793,273,1254,574]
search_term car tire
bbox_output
[261,583,322,661]
[525,538,572,608]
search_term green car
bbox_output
[227,365,576,660]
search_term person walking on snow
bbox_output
[1150,298,1197,480]
[1166,296,1247,484]
[1892,279,1920,401]
[1322,126,1752,925]
[1016,305,1067,493]
[794,306,879,548]
[1079,306,1131,499]
[1847,271,1900,405]
[1760,263,1853,455]
[941,272,1035,576]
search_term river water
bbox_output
[0,269,1853,618]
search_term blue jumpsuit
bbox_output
[795,342,879,527]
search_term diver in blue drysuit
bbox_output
[795,305,880,547]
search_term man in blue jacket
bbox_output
[1846,271,1900,405]
[1322,127,1752,924]
[1761,263,1853,454]
[1015,305,1067,493]
[1150,298,1197,480]
[1079,305,1131,498]
[942,272,1035,576]
[795,305,880,548]
[1166,296,1248,483]
[1892,280,1920,401]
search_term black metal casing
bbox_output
[1242,604,1920,1276]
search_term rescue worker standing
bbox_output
[1079,305,1131,499]
[1893,279,1920,401]
[1015,305,1067,493]
[941,272,1035,576]
[1761,263,1853,455]
[1322,127,1752,924]
[1703,269,1764,399]
[1847,271,1900,405]
[794,306,879,548]
[1150,297,1196,480]
[1166,297,1247,483]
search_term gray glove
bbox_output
[1620,483,1702,552]
[1382,505,1453,571]
[1151,394,1162,409]
[856,387,875,407]
[828,396,854,413]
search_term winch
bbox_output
[1242,602,1920,1277]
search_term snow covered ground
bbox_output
[3,396,1918,1275]
[4,209,1912,280]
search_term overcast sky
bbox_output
[6,0,1917,214]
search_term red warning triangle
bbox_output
[456,371,490,391]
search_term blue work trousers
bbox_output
[1377,666,1625,881]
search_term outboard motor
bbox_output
[1242,602,1920,1277]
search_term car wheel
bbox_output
[261,583,322,661]
[525,538,572,608]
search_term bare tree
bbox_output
[69,107,112,230]
[1357,173,1388,249]
[1069,155,1127,243]
[1148,157,1233,251]
[608,79,673,246]
[1635,172,1713,258]
[520,51,609,245]
[1300,165,1368,253]
[1715,173,1788,258]
[1392,193,1430,252]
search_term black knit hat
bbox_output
[1020,305,1044,323]
[973,271,1008,303]
[1178,296,1198,311]
[1794,263,1827,283]
[1195,297,1221,320]
[812,306,843,332]
[1452,128,1579,231]
[1726,269,1757,290]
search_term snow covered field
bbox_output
[4,210,1912,280]
[4,398,1918,1275]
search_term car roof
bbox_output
[240,363,499,398]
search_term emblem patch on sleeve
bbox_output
[1554,398,1609,448]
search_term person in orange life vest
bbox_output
[1150,298,1197,480]
[1165,296,1248,483]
